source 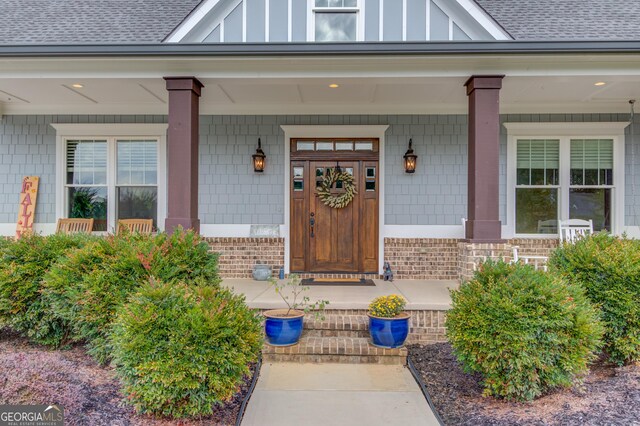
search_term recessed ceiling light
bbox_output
[594,82,606,86]
[71,83,84,88]
[329,84,339,88]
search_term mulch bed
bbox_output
[408,343,640,426]
[0,328,256,426]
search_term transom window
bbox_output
[313,0,359,42]
[506,122,626,237]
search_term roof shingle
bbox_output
[0,0,202,44]
[476,0,640,40]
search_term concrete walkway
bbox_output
[223,278,456,310]
[241,363,440,426]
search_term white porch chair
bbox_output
[558,219,593,243]
[511,247,549,271]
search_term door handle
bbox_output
[310,212,315,238]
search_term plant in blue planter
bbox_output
[263,274,329,346]
[367,294,410,349]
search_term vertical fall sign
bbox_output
[16,176,39,239]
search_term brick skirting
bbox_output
[205,237,284,279]
[384,238,459,280]
[206,236,559,280]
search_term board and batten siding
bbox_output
[180,0,482,43]
[0,114,638,230]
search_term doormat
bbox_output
[301,278,376,286]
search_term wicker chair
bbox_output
[116,219,153,235]
[56,218,94,234]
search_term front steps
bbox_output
[262,313,408,365]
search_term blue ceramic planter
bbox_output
[368,313,410,349]
[264,309,305,346]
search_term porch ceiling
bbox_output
[0,74,639,115]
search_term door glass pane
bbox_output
[293,167,304,178]
[569,188,611,231]
[117,187,158,229]
[315,12,357,41]
[297,142,315,151]
[316,142,333,150]
[293,180,304,191]
[366,167,375,178]
[67,187,108,231]
[316,168,324,177]
[515,188,558,234]
[335,142,353,150]
[365,181,375,191]
[354,142,373,151]
[66,140,107,185]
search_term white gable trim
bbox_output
[455,0,512,40]
[165,0,224,43]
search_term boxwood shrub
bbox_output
[0,233,93,345]
[549,233,640,365]
[446,260,603,402]
[110,279,262,418]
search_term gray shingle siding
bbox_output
[1,113,638,229]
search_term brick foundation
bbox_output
[205,237,284,278]
[206,236,559,280]
[384,238,459,280]
[458,241,513,282]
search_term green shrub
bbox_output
[549,233,640,365]
[0,233,93,345]
[140,228,221,286]
[110,279,262,418]
[446,260,603,402]
[42,229,221,364]
[42,234,148,362]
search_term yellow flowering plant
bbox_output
[368,294,407,318]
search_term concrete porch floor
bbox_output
[223,278,456,310]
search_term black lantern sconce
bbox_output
[403,139,417,173]
[252,138,266,172]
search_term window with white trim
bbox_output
[506,122,627,237]
[313,0,359,42]
[65,138,160,231]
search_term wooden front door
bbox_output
[290,139,379,273]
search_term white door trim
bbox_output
[280,125,389,274]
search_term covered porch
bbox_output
[0,43,639,280]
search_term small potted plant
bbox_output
[264,274,329,346]
[367,294,410,349]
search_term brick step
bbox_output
[262,336,407,365]
[304,329,370,338]
[304,314,368,331]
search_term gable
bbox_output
[167,0,511,43]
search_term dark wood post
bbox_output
[464,75,504,242]
[164,76,204,234]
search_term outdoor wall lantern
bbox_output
[252,138,266,172]
[403,139,417,173]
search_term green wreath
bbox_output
[317,168,357,209]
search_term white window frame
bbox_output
[51,124,168,233]
[308,0,364,42]
[505,122,629,238]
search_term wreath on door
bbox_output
[317,168,357,209]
